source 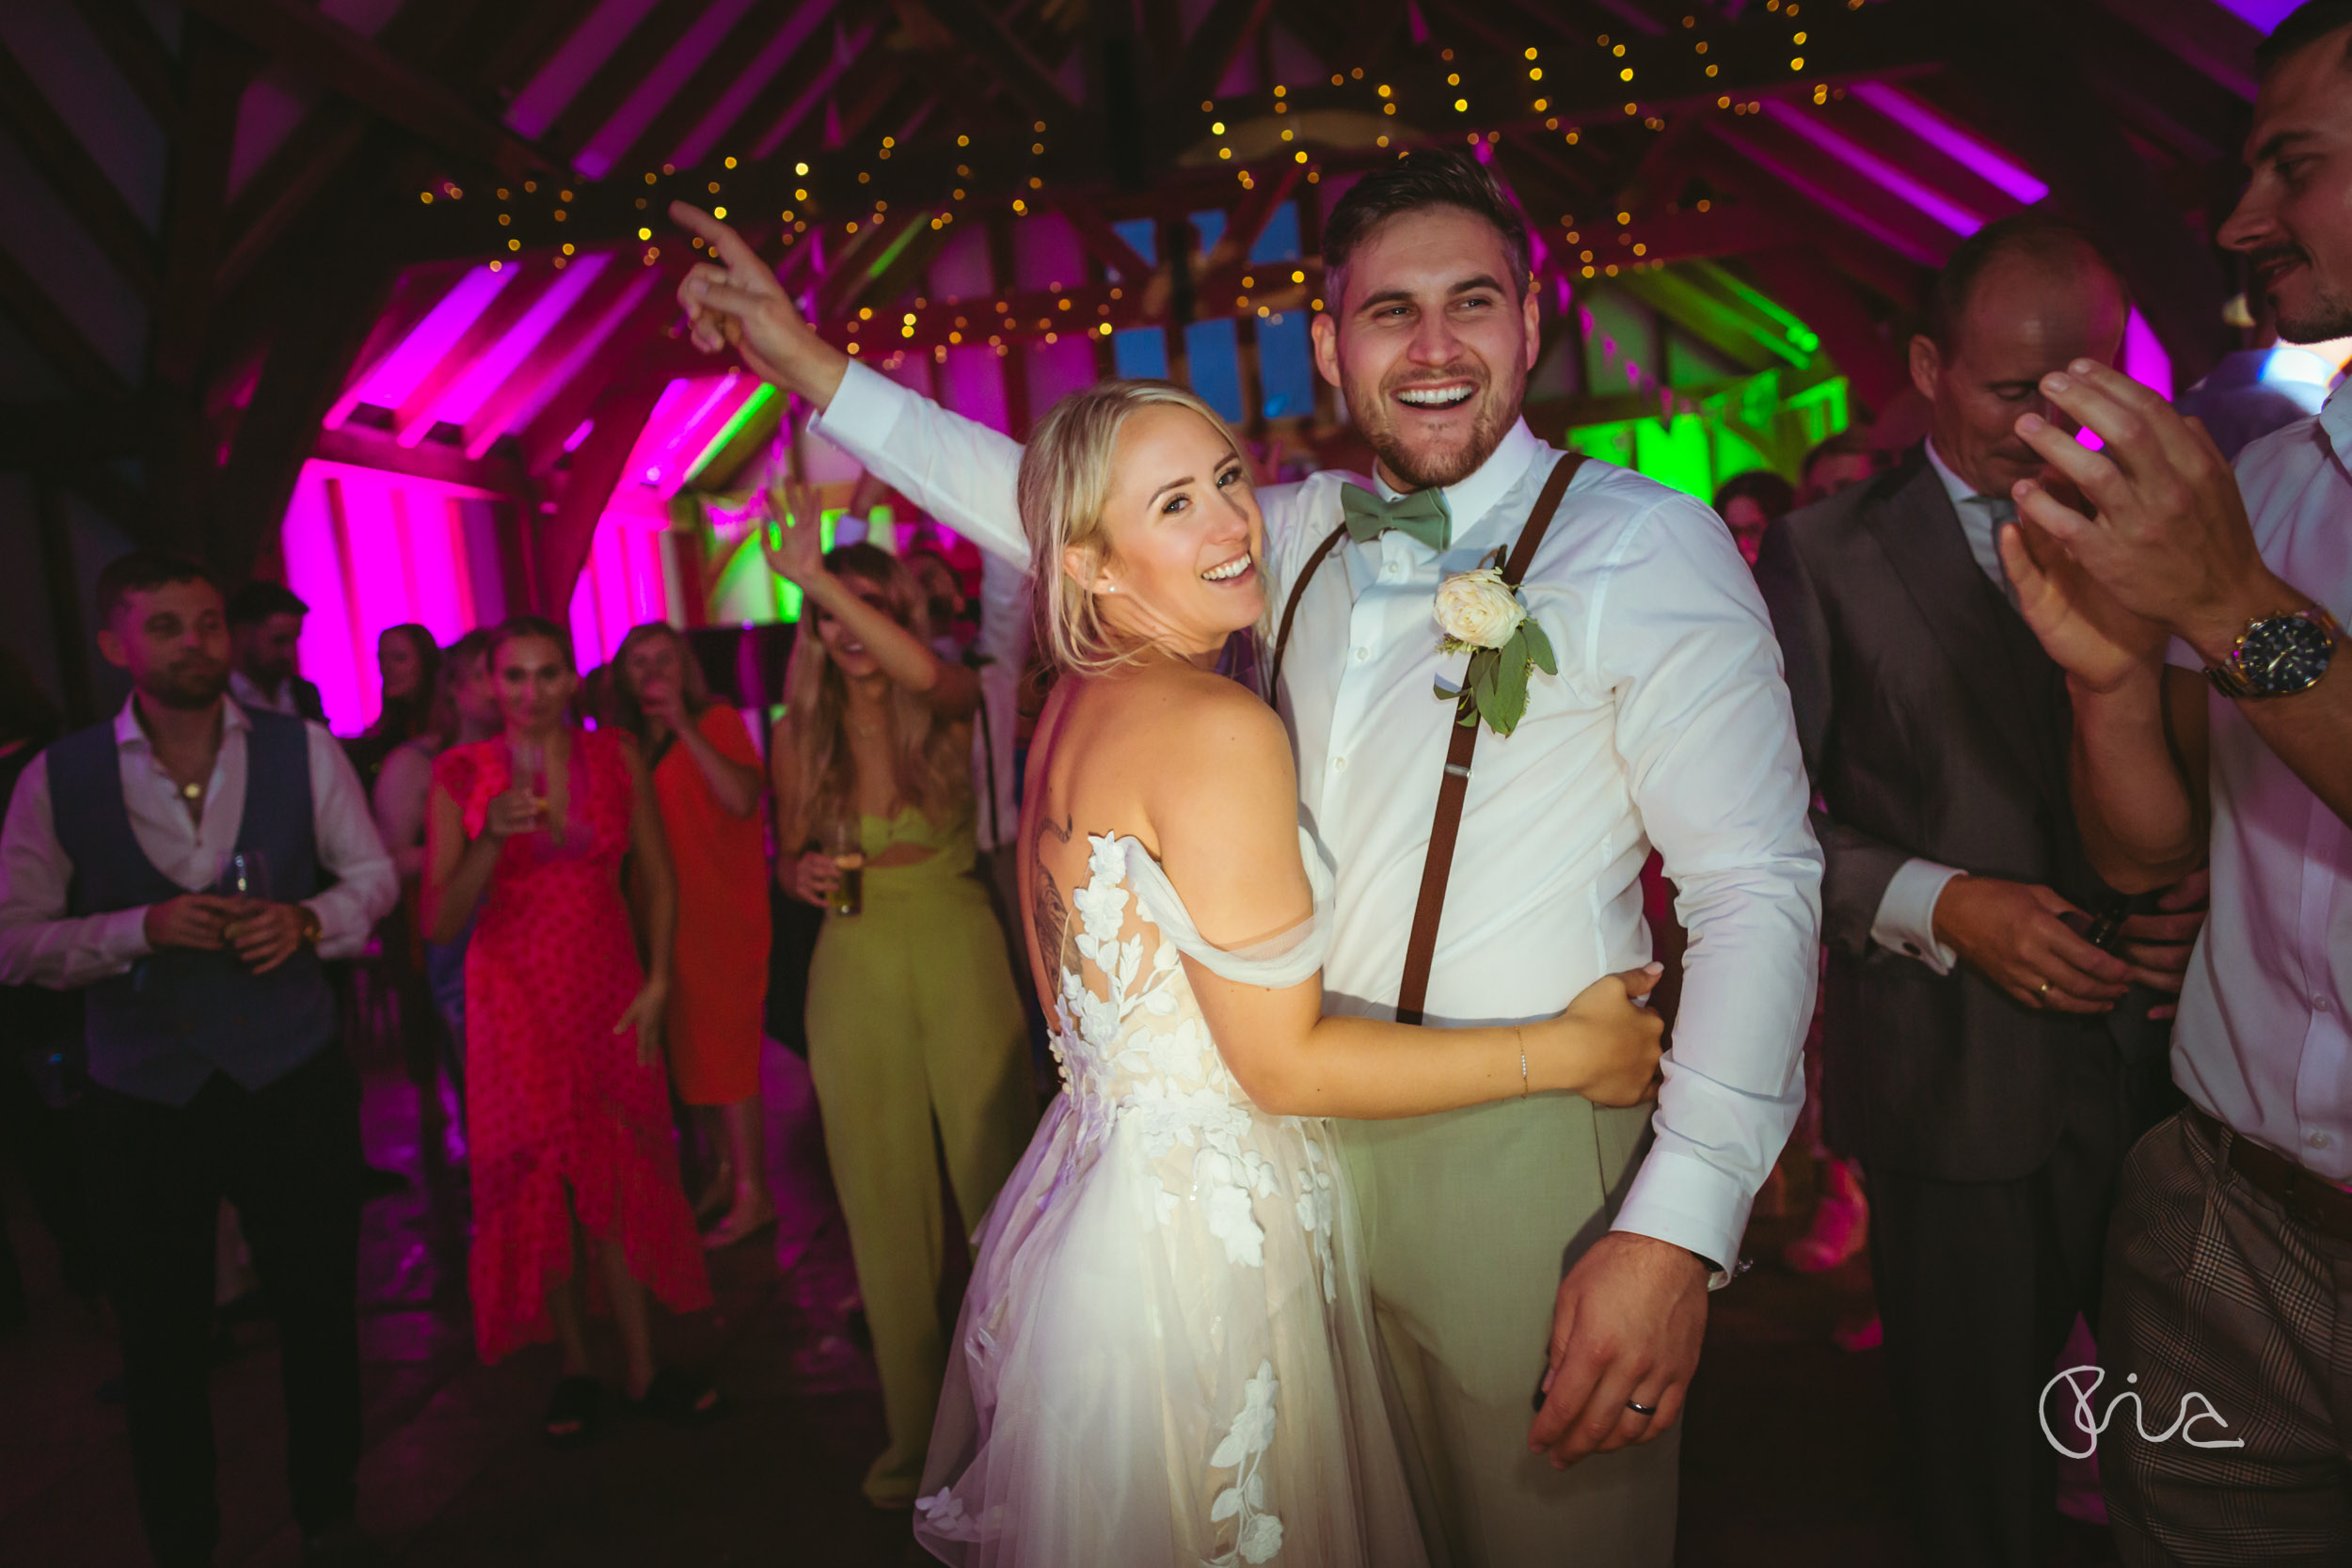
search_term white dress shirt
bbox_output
[971,550,1031,853]
[2162,384,2352,1180]
[1864,439,2018,975]
[229,668,301,717]
[0,697,397,989]
[811,362,1821,1275]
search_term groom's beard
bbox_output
[1351,355,1528,493]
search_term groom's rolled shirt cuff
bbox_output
[1611,1149,1750,1291]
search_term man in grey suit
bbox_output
[1754,214,2197,1568]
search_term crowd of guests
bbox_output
[1,4,2348,1565]
[0,479,1048,1561]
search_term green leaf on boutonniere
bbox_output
[1487,628,1532,736]
[1522,615,1557,677]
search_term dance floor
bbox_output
[0,1036,2122,1567]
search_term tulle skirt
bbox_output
[914,1090,1429,1568]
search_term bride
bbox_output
[909,380,1665,1568]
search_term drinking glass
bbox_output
[823,821,865,919]
[215,849,272,968]
[215,849,271,903]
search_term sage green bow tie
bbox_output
[1340,483,1452,551]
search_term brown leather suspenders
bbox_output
[1268,454,1585,1025]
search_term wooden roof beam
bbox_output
[1154,0,1277,115]
[174,0,548,179]
[615,0,814,177]
[151,20,255,391]
[1699,150,1932,310]
[461,255,657,459]
[710,17,881,167]
[2087,0,2259,101]
[0,40,161,302]
[215,0,544,297]
[68,0,185,134]
[535,377,669,610]
[1707,117,1959,268]
[1948,0,2233,381]
[390,260,565,447]
[517,288,684,476]
[324,262,471,429]
[215,109,372,293]
[914,0,1080,125]
[313,421,528,497]
[0,244,132,403]
[1053,200,1157,283]
[543,0,710,166]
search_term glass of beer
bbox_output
[824,821,865,918]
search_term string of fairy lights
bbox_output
[412,0,1876,371]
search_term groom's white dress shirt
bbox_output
[811,361,1821,1276]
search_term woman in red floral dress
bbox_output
[425,615,716,1444]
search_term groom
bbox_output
[674,150,1820,1564]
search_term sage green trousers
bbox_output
[805,862,1035,1508]
[1338,1094,1679,1568]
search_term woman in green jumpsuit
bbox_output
[765,507,1035,1509]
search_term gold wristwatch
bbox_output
[2201,605,2341,700]
[297,906,325,948]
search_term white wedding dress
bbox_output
[914,829,1428,1567]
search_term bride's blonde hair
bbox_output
[1016,380,1255,675]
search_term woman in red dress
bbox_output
[425,615,716,1445]
[610,622,775,1249]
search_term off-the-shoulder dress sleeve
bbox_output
[1120,824,1336,990]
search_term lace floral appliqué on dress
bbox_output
[912,828,1427,1568]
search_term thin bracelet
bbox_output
[1516,1025,1530,1098]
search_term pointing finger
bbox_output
[667,201,768,280]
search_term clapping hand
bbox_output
[2008,360,2283,654]
[1998,509,2171,695]
[761,480,828,586]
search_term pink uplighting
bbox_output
[281,461,507,733]
[1762,101,1986,236]
[434,254,612,430]
[1850,85,2050,206]
[2124,309,2173,403]
[570,516,677,671]
[342,266,512,420]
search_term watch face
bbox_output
[2242,613,2336,695]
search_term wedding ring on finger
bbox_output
[1625,1398,1658,1418]
[2036,980,2052,1001]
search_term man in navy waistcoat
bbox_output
[0,551,395,1568]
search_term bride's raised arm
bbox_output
[1152,681,1664,1118]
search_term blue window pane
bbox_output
[1249,202,1301,262]
[1113,328,1168,380]
[1113,219,1157,264]
[1256,311,1314,419]
[1190,209,1227,250]
[1184,318,1245,422]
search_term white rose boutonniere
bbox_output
[1432,549,1555,736]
